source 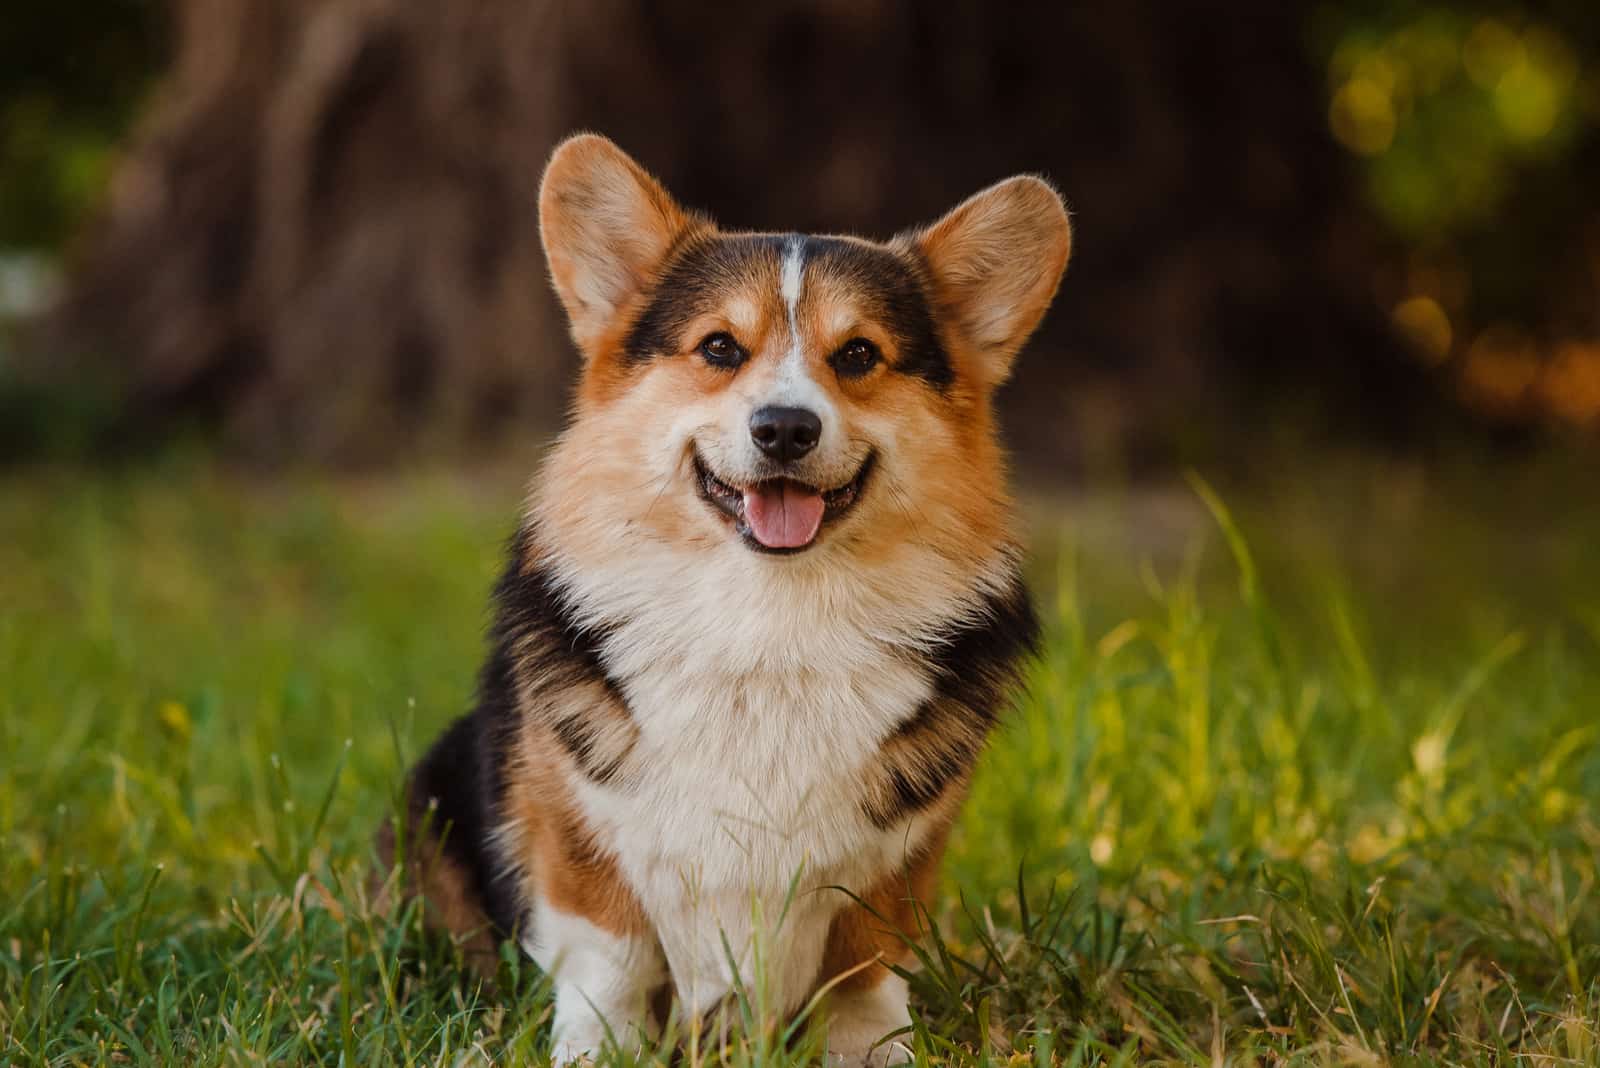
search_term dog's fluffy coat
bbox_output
[381,134,1071,1064]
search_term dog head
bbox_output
[536,134,1070,577]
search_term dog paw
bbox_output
[549,1033,603,1066]
[824,972,914,1067]
[827,1037,914,1067]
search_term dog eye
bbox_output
[698,332,746,369]
[830,338,881,379]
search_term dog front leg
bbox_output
[524,901,668,1063]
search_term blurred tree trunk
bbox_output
[54,0,1436,465]
[57,0,571,458]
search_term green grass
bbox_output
[2,453,1598,1065]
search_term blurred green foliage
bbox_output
[1314,3,1600,428]
[0,3,166,250]
[1321,8,1590,239]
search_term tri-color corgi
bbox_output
[381,133,1071,1064]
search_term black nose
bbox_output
[749,406,822,462]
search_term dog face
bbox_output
[536,134,1070,571]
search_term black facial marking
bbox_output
[805,236,955,389]
[623,234,786,363]
[862,574,1041,829]
[622,232,954,389]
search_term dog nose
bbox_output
[749,406,821,462]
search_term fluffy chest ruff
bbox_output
[569,629,937,1013]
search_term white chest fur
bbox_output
[573,615,937,1013]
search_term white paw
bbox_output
[826,974,914,1067]
[549,1031,605,1066]
[827,1036,914,1067]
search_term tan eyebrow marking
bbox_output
[722,295,762,337]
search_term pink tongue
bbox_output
[742,481,826,549]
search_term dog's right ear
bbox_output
[539,134,695,355]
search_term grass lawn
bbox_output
[2,451,1598,1065]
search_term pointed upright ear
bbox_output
[539,134,696,354]
[911,175,1071,385]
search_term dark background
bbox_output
[3,0,1598,472]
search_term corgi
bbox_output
[380,133,1071,1065]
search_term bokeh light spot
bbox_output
[1539,343,1600,427]
[1463,19,1523,88]
[1461,326,1540,416]
[1393,296,1453,364]
[1331,78,1397,155]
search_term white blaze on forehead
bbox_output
[780,236,805,325]
[768,237,836,424]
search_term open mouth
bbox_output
[694,450,875,554]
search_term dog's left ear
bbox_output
[910,176,1071,386]
[540,133,696,354]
